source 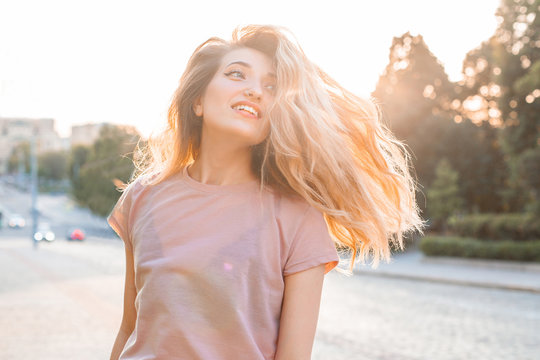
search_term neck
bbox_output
[188,134,256,186]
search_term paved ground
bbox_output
[352,249,540,293]
[1,236,539,360]
[0,237,123,360]
[316,271,540,360]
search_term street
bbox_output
[1,237,538,360]
[0,179,116,240]
[316,270,539,359]
[0,186,539,359]
[0,238,123,360]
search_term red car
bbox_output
[67,228,85,241]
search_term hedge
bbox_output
[447,213,540,241]
[420,236,540,262]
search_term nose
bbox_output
[244,82,263,101]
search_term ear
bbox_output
[193,97,203,117]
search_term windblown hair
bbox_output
[134,25,426,271]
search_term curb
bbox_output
[352,268,540,294]
[350,251,540,294]
[421,256,540,273]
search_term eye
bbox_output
[264,83,276,94]
[224,69,245,80]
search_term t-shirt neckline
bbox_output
[181,165,261,194]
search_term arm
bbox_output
[274,264,326,360]
[110,244,137,360]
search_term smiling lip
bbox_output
[233,108,258,119]
[231,101,262,119]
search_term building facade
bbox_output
[0,117,64,174]
[70,123,107,146]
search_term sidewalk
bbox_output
[0,236,123,360]
[353,249,540,293]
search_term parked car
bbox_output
[8,214,26,228]
[67,228,85,241]
[34,223,55,242]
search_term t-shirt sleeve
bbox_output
[283,205,340,277]
[107,181,137,250]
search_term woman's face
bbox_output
[195,47,276,147]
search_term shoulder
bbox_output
[123,170,183,197]
[270,191,326,240]
[120,175,149,202]
[275,193,339,276]
[115,172,167,211]
[274,191,315,219]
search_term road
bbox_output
[316,272,539,360]
[0,180,115,239]
[0,185,538,359]
[0,237,123,360]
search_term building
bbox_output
[70,123,107,146]
[0,117,64,174]
[71,122,140,147]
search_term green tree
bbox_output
[72,125,140,216]
[373,32,506,214]
[517,147,540,214]
[411,115,506,213]
[7,141,30,174]
[373,32,455,140]
[460,0,539,212]
[38,151,69,181]
[69,145,91,201]
[427,158,465,232]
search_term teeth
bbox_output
[233,104,258,117]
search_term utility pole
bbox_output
[17,149,24,187]
[30,128,38,249]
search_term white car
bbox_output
[34,223,55,242]
[8,214,26,228]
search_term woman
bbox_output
[108,25,425,360]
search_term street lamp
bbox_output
[30,126,38,249]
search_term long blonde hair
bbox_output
[134,25,426,271]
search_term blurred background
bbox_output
[0,0,538,359]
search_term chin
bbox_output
[203,119,269,147]
[239,134,268,147]
[224,126,269,146]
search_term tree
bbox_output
[69,145,91,201]
[517,147,540,214]
[373,32,506,214]
[7,141,30,174]
[459,0,539,212]
[72,124,140,216]
[410,115,506,213]
[427,158,465,232]
[373,32,455,140]
[38,151,69,181]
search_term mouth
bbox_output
[231,102,261,119]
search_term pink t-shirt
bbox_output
[108,166,340,360]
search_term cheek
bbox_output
[257,120,271,139]
[203,89,220,108]
[202,83,235,114]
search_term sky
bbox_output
[0,0,501,138]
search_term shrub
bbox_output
[420,236,540,262]
[447,213,540,241]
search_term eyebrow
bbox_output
[226,61,276,78]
